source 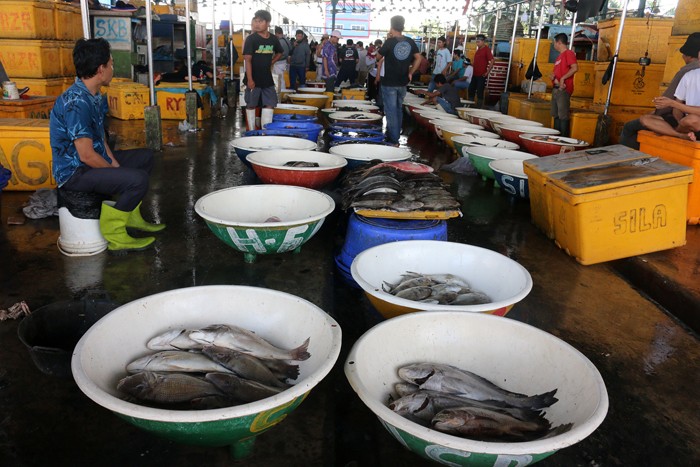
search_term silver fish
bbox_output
[382,276,434,294]
[117,371,223,404]
[431,406,550,440]
[205,372,284,403]
[398,363,558,409]
[147,329,203,350]
[451,292,492,305]
[126,350,232,374]
[395,286,434,301]
[263,359,300,382]
[189,324,311,361]
[202,345,290,388]
[389,199,425,212]
[395,382,420,397]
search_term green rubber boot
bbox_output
[100,202,155,253]
[127,202,166,232]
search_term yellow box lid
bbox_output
[0,118,50,131]
[523,145,648,176]
[0,96,56,106]
[547,157,694,195]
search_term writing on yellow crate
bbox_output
[614,206,667,234]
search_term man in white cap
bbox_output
[323,30,342,92]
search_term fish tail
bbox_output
[523,388,558,409]
[290,337,311,361]
[282,364,300,381]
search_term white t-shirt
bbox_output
[463,64,474,82]
[434,48,451,75]
[674,68,700,106]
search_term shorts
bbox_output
[661,112,679,128]
[245,86,277,109]
[550,87,571,120]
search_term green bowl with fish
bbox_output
[344,312,608,466]
[194,185,336,263]
[72,285,342,459]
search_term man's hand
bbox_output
[653,96,675,109]
[247,78,255,90]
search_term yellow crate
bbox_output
[0,0,55,39]
[536,61,595,98]
[507,92,528,117]
[341,88,367,100]
[548,158,692,265]
[593,62,664,107]
[11,77,65,96]
[0,39,61,78]
[661,35,688,86]
[106,84,149,120]
[152,4,173,15]
[531,92,594,111]
[597,17,674,64]
[0,96,56,119]
[570,110,598,145]
[52,1,82,40]
[512,38,551,69]
[59,42,76,77]
[638,130,700,224]
[523,145,649,238]
[590,103,654,144]
[0,118,55,190]
[518,98,552,127]
[672,0,700,35]
[155,83,212,120]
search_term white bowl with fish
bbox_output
[327,111,383,125]
[344,311,608,465]
[350,240,532,319]
[329,143,412,168]
[72,285,342,460]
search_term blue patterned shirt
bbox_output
[50,79,110,187]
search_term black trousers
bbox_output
[468,75,487,108]
[61,148,154,212]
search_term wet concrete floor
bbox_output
[0,111,699,466]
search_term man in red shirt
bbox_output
[550,33,578,137]
[468,34,494,108]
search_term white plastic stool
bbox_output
[57,190,108,256]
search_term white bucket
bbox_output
[57,207,108,256]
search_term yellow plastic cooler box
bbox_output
[0,118,55,191]
[0,96,56,119]
[0,39,61,78]
[637,130,700,224]
[11,78,65,97]
[106,83,149,120]
[155,83,212,120]
[547,158,692,265]
[0,0,56,39]
[523,145,650,239]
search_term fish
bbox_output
[283,161,320,167]
[147,329,203,350]
[451,292,492,305]
[189,324,311,361]
[398,363,558,409]
[431,406,550,441]
[388,199,425,212]
[351,198,398,210]
[126,350,233,374]
[205,372,284,403]
[382,276,434,294]
[395,286,434,301]
[395,382,420,397]
[389,390,546,424]
[263,358,300,382]
[202,345,290,388]
[117,371,223,404]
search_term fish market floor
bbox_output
[1,113,699,467]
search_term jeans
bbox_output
[468,75,487,108]
[61,148,154,212]
[453,79,470,90]
[620,118,645,150]
[381,85,406,144]
[289,65,306,90]
[427,74,438,92]
[437,97,457,115]
[324,75,336,92]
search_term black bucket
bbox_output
[17,292,119,379]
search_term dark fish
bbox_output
[351,199,397,209]
[205,372,284,403]
[451,292,491,305]
[395,286,434,301]
[389,199,425,212]
[263,359,300,382]
[283,161,320,167]
[202,345,290,388]
[399,363,558,409]
[117,371,223,404]
[431,406,551,441]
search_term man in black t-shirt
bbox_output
[242,10,283,131]
[377,16,421,145]
[418,74,460,115]
[337,39,358,85]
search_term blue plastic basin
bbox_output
[263,122,324,142]
[335,213,448,287]
[272,114,318,123]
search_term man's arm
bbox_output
[409,52,422,80]
[270,52,282,66]
[74,138,114,168]
[653,96,700,116]
[243,54,254,88]
[558,63,579,90]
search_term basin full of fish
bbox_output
[383,272,491,305]
[341,163,461,213]
[389,362,571,442]
[117,324,311,410]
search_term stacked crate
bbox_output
[0,0,83,103]
[592,16,673,144]
[659,0,698,96]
